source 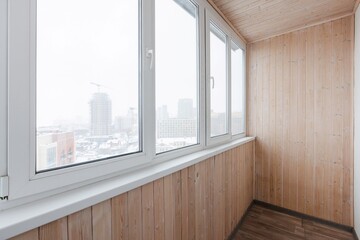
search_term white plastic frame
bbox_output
[205,7,246,147]
[3,0,246,209]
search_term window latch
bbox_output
[146,48,154,70]
[210,76,215,89]
[0,176,9,201]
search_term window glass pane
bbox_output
[231,42,245,135]
[210,24,227,137]
[36,0,140,171]
[155,0,198,154]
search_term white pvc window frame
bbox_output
[0,0,7,178]
[7,0,152,201]
[205,7,246,147]
[2,0,246,208]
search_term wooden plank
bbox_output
[173,172,182,240]
[180,168,189,240]
[187,165,196,240]
[68,208,92,240]
[10,229,39,240]
[128,188,142,240]
[274,34,284,207]
[195,161,206,240]
[213,153,225,240]
[205,157,214,239]
[269,36,277,205]
[92,200,111,240]
[297,28,306,214]
[289,30,299,212]
[111,193,129,240]
[142,182,154,240]
[281,32,291,210]
[153,178,165,240]
[39,217,68,240]
[164,174,174,240]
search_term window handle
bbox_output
[146,48,154,70]
[210,76,215,89]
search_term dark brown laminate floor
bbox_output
[233,205,355,240]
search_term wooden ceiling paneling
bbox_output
[210,0,356,42]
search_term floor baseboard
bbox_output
[254,200,354,234]
[226,201,254,240]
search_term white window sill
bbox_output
[0,136,255,239]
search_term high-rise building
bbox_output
[89,92,112,136]
[37,131,75,170]
[177,98,193,119]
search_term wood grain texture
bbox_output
[92,200,111,240]
[68,208,92,240]
[39,218,68,240]
[210,0,356,42]
[232,204,355,240]
[247,16,354,226]
[10,142,255,240]
[10,229,39,240]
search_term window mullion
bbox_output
[142,0,156,160]
[0,0,8,177]
[227,36,232,137]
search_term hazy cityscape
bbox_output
[36,87,244,171]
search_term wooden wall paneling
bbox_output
[248,16,354,226]
[297,28,307,214]
[195,160,206,240]
[111,193,129,240]
[289,30,299,212]
[342,15,354,226]
[331,16,345,225]
[142,182,154,240]
[213,153,225,240]
[180,168,189,240]
[231,148,238,228]
[205,157,214,239]
[255,40,264,202]
[163,174,174,240]
[269,37,277,205]
[92,200,111,240]
[39,218,68,240]
[305,26,315,217]
[224,149,232,235]
[187,165,196,240]
[173,172,182,240]
[128,188,142,240]
[262,38,271,204]
[274,34,284,207]
[10,229,39,240]
[153,178,165,240]
[10,142,255,239]
[68,208,92,240]
[282,32,291,210]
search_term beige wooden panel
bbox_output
[142,182,154,240]
[111,193,129,240]
[128,187,142,240]
[248,16,354,226]
[210,0,355,42]
[39,218,68,240]
[153,178,165,240]
[68,208,92,240]
[10,229,39,240]
[10,142,255,239]
[92,200,111,240]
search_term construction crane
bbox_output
[90,82,107,92]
